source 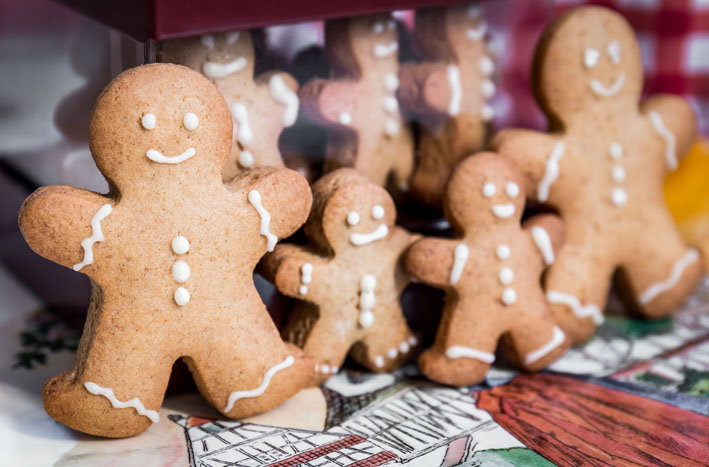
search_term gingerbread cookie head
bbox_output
[305,169,396,254]
[161,31,256,85]
[89,64,232,189]
[415,4,488,62]
[444,153,525,231]
[534,6,643,122]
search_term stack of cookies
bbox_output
[19,5,703,438]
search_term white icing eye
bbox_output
[373,22,384,33]
[387,20,396,30]
[141,113,156,130]
[482,183,496,197]
[183,112,199,130]
[607,40,621,64]
[505,182,520,198]
[225,31,240,44]
[584,48,600,69]
[468,5,482,17]
[200,35,215,49]
[347,211,360,226]
[371,205,384,219]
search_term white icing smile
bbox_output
[202,57,247,78]
[590,73,625,97]
[466,23,487,40]
[373,42,398,58]
[146,148,195,164]
[492,204,515,218]
[350,224,388,246]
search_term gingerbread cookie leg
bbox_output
[299,315,357,383]
[619,228,704,319]
[350,310,416,372]
[505,300,569,372]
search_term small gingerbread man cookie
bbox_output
[299,14,415,191]
[398,4,495,206]
[262,169,419,382]
[162,31,300,180]
[493,6,704,343]
[405,153,569,387]
[19,64,313,438]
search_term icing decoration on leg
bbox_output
[639,248,699,305]
[538,142,564,202]
[224,355,294,413]
[269,74,299,127]
[649,110,678,170]
[73,204,113,271]
[531,226,555,265]
[449,243,469,285]
[446,345,495,364]
[248,189,278,251]
[546,290,603,324]
[84,382,159,423]
[524,326,565,365]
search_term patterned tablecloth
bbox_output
[1,261,707,466]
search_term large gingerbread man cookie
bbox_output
[299,14,415,191]
[162,31,299,180]
[262,169,419,383]
[19,64,313,438]
[398,4,494,206]
[405,153,569,387]
[493,6,704,343]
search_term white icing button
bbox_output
[387,348,398,359]
[399,342,409,353]
[371,205,384,219]
[499,267,514,285]
[505,182,520,198]
[481,79,496,98]
[610,142,623,158]
[359,310,374,328]
[172,260,191,283]
[171,236,190,255]
[238,150,254,168]
[183,112,199,130]
[299,285,308,295]
[496,245,510,260]
[501,287,517,305]
[174,287,190,306]
[612,187,628,206]
[339,112,352,125]
[408,335,418,346]
[384,73,399,91]
[385,119,399,136]
[375,356,384,368]
[347,211,360,226]
[479,56,494,76]
[481,105,495,121]
[612,165,626,182]
[384,96,399,112]
[141,113,156,130]
[483,183,496,197]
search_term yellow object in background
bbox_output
[665,140,709,268]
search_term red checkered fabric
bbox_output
[497,0,709,135]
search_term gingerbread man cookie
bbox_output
[405,153,569,387]
[162,31,300,180]
[398,4,495,206]
[493,6,704,343]
[262,169,419,383]
[299,14,415,191]
[19,64,313,438]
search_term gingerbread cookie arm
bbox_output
[262,244,327,300]
[19,186,113,272]
[523,214,565,267]
[492,129,561,201]
[398,62,452,123]
[300,79,358,127]
[640,95,698,171]
[405,237,459,289]
[257,71,300,128]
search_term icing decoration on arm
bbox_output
[73,204,113,271]
[339,112,352,125]
[449,243,469,285]
[492,204,515,218]
[446,345,495,364]
[524,326,565,365]
[299,262,313,295]
[146,148,196,164]
[648,111,678,170]
[590,73,625,97]
[224,355,294,412]
[373,42,398,58]
[466,22,487,41]
[447,65,462,116]
[358,274,376,328]
[538,141,565,202]
[371,205,384,219]
[183,112,199,130]
[639,249,699,305]
[84,382,159,423]
[231,103,253,146]
[349,224,388,246]
[584,48,600,69]
[248,190,278,252]
[203,57,247,79]
[141,113,156,130]
[607,40,621,64]
[531,226,555,265]
[546,290,603,324]
[269,74,299,127]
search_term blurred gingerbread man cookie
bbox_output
[405,153,569,386]
[398,4,495,206]
[19,64,313,438]
[493,6,704,343]
[162,31,299,180]
[300,14,415,192]
[262,169,419,382]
